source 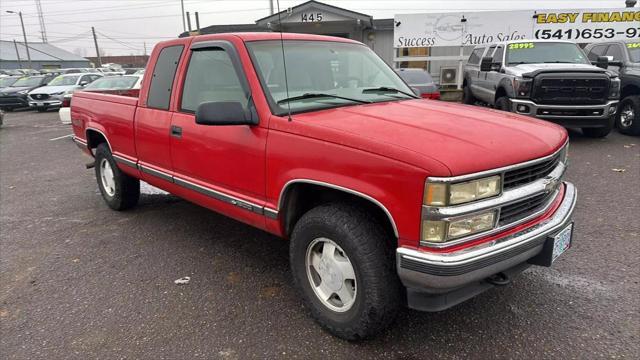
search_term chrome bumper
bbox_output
[29,100,62,107]
[510,99,618,122]
[397,181,576,294]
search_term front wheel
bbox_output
[582,117,614,138]
[94,143,140,210]
[617,96,640,136]
[495,97,511,112]
[289,203,400,340]
[462,85,476,105]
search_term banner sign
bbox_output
[394,8,640,48]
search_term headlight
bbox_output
[512,77,533,98]
[421,211,497,243]
[17,90,28,95]
[424,175,501,206]
[609,78,620,99]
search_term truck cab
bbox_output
[584,41,640,136]
[463,40,620,138]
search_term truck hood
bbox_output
[30,85,79,95]
[506,63,609,77]
[288,100,567,176]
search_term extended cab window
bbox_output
[147,45,184,110]
[468,47,484,65]
[180,48,248,113]
[492,46,504,64]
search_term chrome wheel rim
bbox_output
[99,158,116,197]
[305,238,357,312]
[620,104,634,128]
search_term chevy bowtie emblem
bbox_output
[543,177,559,192]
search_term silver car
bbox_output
[28,73,102,112]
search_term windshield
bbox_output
[11,76,43,87]
[48,75,79,86]
[628,43,640,62]
[85,76,138,90]
[506,42,589,65]
[247,40,414,115]
[0,77,20,87]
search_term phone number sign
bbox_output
[394,8,640,48]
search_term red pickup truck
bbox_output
[71,33,577,340]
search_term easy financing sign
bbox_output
[394,8,640,48]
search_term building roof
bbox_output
[255,0,372,26]
[0,40,88,62]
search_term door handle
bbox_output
[170,125,182,138]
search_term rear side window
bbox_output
[147,45,184,110]
[468,47,485,65]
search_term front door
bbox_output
[170,42,268,212]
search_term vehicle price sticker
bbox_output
[628,43,640,49]
[508,42,535,50]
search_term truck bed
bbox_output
[71,90,139,163]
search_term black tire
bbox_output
[616,95,640,136]
[94,143,140,211]
[495,96,511,112]
[289,203,401,340]
[582,117,614,138]
[462,85,476,105]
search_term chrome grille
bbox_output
[30,93,49,100]
[503,153,560,190]
[499,192,554,226]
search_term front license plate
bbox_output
[551,223,573,263]
[36,102,44,106]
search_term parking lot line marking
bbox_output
[49,134,74,141]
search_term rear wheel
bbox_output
[94,143,140,210]
[495,97,511,112]
[617,96,640,136]
[289,203,400,340]
[462,85,476,105]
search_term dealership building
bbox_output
[186,0,638,88]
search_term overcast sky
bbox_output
[0,0,634,57]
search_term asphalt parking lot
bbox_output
[1,110,639,359]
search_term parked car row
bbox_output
[0,72,143,118]
[462,39,639,137]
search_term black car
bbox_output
[585,41,640,136]
[0,75,54,111]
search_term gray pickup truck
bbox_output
[463,40,620,138]
[584,40,640,136]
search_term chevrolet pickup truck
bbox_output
[71,33,577,340]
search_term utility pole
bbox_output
[35,0,48,42]
[195,12,200,33]
[186,11,192,32]
[143,42,147,56]
[13,39,23,68]
[6,11,32,68]
[91,27,102,67]
[181,0,186,32]
[269,0,274,15]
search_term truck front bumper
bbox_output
[396,181,576,311]
[510,99,618,127]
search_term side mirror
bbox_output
[480,56,493,72]
[411,87,421,96]
[595,56,610,69]
[195,101,257,126]
[79,81,88,86]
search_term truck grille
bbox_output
[532,73,609,105]
[499,192,554,226]
[30,93,50,100]
[503,153,560,190]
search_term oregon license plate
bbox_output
[551,223,573,263]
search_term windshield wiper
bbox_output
[543,61,575,63]
[361,86,418,99]
[277,93,370,105]
[508,61,530,65]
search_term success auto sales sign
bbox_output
[394,8,640,48]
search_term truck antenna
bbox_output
[276,0,292,121]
